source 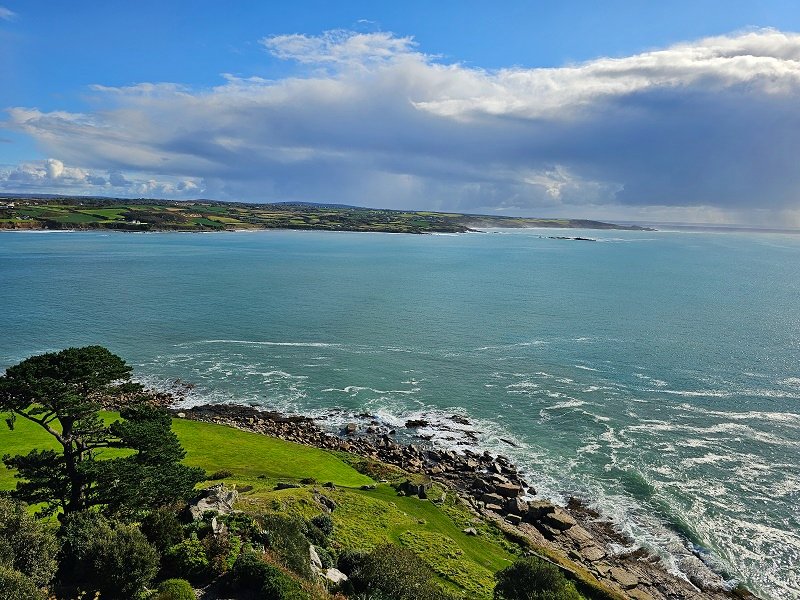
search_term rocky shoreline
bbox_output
[171,403,758,600]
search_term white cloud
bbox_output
[3,28,800,223]
[0,6,16,21]
[261,29,416,65]
[0,158,203,197]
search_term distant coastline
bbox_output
[0,195,655,234]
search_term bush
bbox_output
[141,506,185,552]
[310,514,334,538]
[230,550,309,600]
[165,535,210,583]
[257,514,311,578]
[91,523,160,600]
[0,565,46,600]
[347,544,451,600]
[493,557,582,600]
[0,497,58,588]
[156,578,196,600]
[57,510,114,588]
[315,546,334,570]
[203,530,242,577]
[336,548,367,576]
[208,469,233,480]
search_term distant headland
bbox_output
[0,195,654,234]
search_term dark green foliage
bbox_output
[203,530,242,577]
[91,523,160,600]
[347,544,454,600]
[0,346,137,516]
[230,550,309,600]
[91,405,206,518]
[315,546,334,569]
[0,347,204,518]
[0,565,45,600]
[208,469,233,480]
[493,557,583,600]
[0,497,58,587]
[165,535,210,583]
[222,512,259,537]
[257,514,311,578]
[141,505,186,553]
[336,548,367,576]
[156,578,196,600]
[57,512,159,599]
[57,510,114,585]
[310,514,334,537]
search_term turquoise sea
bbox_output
[1,228,798,598]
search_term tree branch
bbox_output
[15,408,66,445]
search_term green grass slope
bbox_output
[0,413,519,597]
[0,414,371,490]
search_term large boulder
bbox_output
[189,484,238,520]
[542,508,577,531]
[505,496,529,516]
[324,568,348,584]
[495,483,523,498]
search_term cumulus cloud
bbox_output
[3,28,800,223]
[0,158,203,197]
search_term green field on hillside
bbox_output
[0,413,519,597]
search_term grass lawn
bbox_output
[171,418,372,487]
[0,413,372,490]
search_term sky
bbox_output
[2,1,800,225]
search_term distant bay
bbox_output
[1,228,798,599]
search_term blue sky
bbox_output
[2,1,800,224]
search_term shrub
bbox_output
[347,544,451,600]
[230,550,309,600]
[57,510,114,588]
[310,514,334,538]
[156,578,196,600]
[165,535,210,583]
[257,514,311,578]
[208,470,233,480]
[336,548,367,576]
[141,506,185,552]
[0,565,46,600]
[493,557,582,600]
[0,497,58,587]
[203,530,242,577]
[91,523,160,600]
[315,546,334,570]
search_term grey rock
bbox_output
[609,567,639,589]
[310,545,323,570]
[324,568,348,584]
[579,545,606,562]
[481,492,505,505]
[506,514,522,526]
[505,496,528,516]
[189,484,238,520]
[462,527,478,536]
[564,524,594,547]
[543,508,577,530]
[275,482,302,490]
[526,500,556,520]
[495,483,522,498]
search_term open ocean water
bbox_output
[1,228,798,598]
